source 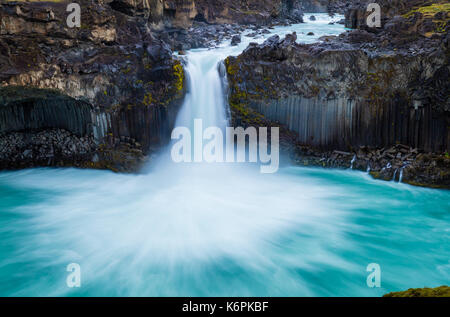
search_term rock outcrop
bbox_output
[0,0,185,172]
[225,1,449,188]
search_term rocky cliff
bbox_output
[0,0,352,172]
[225,1,450,188]
[153,0,353,28]
[0,0,185,172]
[137,0,302,29]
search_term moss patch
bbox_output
[384,286,450,297]
[172,61,185,92]
[403,3,450,18]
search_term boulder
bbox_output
[231,35,241,46]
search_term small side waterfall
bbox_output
[399,167,404,183]
[350,155,356,169]
[393,168,398,182]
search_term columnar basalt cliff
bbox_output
[0,0,185,172]
[226,1,450,188]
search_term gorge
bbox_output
[0,0,449,297]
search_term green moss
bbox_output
[121,66,132,74]
[172,61,184,92]
[225,57,239,76]
[142,93,153,106]
[403,3,450,19]
[403,2,450,35]
[384,286,450,297]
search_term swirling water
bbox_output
[0,14,449,297]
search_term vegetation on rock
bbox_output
[384,286,450,297]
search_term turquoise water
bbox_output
[0,14,449,297]
[0,166,449,296]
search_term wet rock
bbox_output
[0,1,186,172]
[231,35,241,46]
[434,11,449,20]
[309,15,316,21]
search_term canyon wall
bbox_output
[0,0,185,171]
[146,0,351,29]
[226,40,448,152]
[0,0,342,171]
[225,1,450,187]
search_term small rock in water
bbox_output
[231,35,241,46]
[307,32,315,36]
[309,15,316,21]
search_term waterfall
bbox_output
[393,168,398,182]
[350,155,356,170]
[172,13,347,140]
[175,52,228,130]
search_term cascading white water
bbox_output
[1,14,449,297]
[174,13,347,132]
[175,52,228,130]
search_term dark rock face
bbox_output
[154,0,305,51]
[295,0,355,14]
[0,88,92,137]
[226,36,449,152]
[148,0,304,29]
[344,0,447,30]
[225,2,450,188]
[231,35,241,46]
[0,1,185,172]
